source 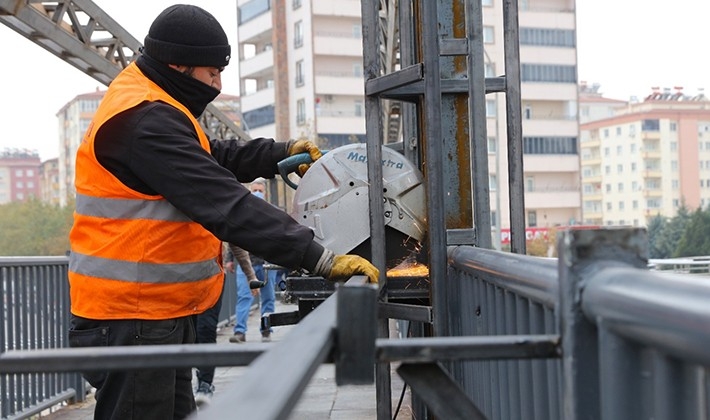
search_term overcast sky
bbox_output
[0,0,707,161]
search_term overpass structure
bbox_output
[3,2,710,420]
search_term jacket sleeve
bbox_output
[228,244,257,280]
[95,103,326,272]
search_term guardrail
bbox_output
[3,228,710,420]
[0,256,83,419]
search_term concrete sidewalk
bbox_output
[43,294,412,419]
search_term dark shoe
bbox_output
[261,331,271,343]
[229,332,246,343]
[194,381,215,406]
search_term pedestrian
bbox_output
[193,243,233,406]
[230,179,277,344]
[67,4,379,420]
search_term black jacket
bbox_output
[91,55,324,271]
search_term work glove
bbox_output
[287,139,323,176]
[329,255,380,284]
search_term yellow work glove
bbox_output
[329,254,380,284]
[287,139,323,176]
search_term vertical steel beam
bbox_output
[418,0,449,338]
[466,0,492,250]
[501,0,526,254]
[360,2,392,418]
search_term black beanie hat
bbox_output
[143,4,231,68]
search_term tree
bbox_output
[656,205,691,258]
[646,214,667,259]
[674,207,710,257]
[0,198,74,256]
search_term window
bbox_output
[616,145,622,155]
[617,183,624,192]
[486,100,497,117]
[26,169,34,176]
[293,0,302,9]
[632,181,638,191]
[523,137,577,154]
[605,184,611,193]
[641,119,660,131]
[354,100,363,117]
[527,211,537,227]
[520,64,577,83]
[485,63,495,77]
[524,105,532,119]
[352,24,362,38]
[617,164,623,174]
[491,210,497,227]
[488,137,497,153]
[489,175,497,191]
[483,26,494,44]
[606,202,612,210]
[670,141,677,151]
[27,181,34,188]
[605,165,611,174]
[482,0,493,6]
[238,0,270,24]
[632,200,638,209]
[353,63,363,77]
[519,28,575,47]
[616,127,622,135]
[525,177,534,192]
[631,162,637,172]
[670,122,677,131]
[296,99,306,125]
[619,201,625,210]
[295,60,305,86]
[15,169,22,177]
[294,21,304,48]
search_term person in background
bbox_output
[229,180,277,343]
[193,243,233,406]
[67,4,378,419]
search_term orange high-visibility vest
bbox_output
[69,62,222,320]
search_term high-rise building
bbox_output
[0,149,41,204]
[580,87,710,227]
[39,158,60,206]
[236,0,581,243]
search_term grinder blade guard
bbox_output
[289,143,427,269]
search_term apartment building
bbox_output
[39,158,60,206]
[0,149,41,204]
[480,0,581,242]
[580,87,710,227]
[236,0,580,237]
[56,91,241,206]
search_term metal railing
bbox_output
[0,257,83,419]
[4,228,710,419]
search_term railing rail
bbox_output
[4,229,710,420]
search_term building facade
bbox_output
[0,149,41,204]
[39,158,60,205]
[580,87,710,227]
[236,0,581,243]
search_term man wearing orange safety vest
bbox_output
[67,5,378,419]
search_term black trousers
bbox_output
[69,315,196,420]
[194,279,224,385]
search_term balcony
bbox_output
[522,83,577,101]
[525,187,581,209]
[524,154,579,172]
[312,0,361,17]
[316,111,366,134]
[313,34,363,57]
[240,50,274,79]
[238,9,272,43]
[523,117,578,137]
[315,73,365,96]
[240,87,275,113]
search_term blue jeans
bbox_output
[234,264,276,334]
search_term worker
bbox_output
[230,179,277,344]
[193,243,233,406]
[66,4,379,420]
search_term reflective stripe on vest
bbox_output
[75,193,191,222]
[69,251,221,283]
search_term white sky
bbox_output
[0,0,708,161]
